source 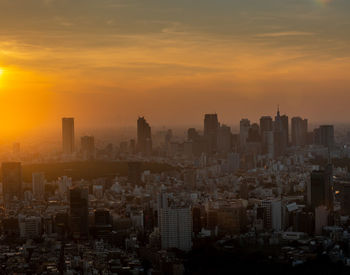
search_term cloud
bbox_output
[255,31,315,38]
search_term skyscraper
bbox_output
[2,162,22,203]
[204,114,219,154]
[239,119,250,149]
[32,172,45,200]
[81,136,95,160]
[69,186,89,238]
[291,117,308,146]
[274,108,288,157]
[308,166,333,210]
[314,125,335,148]
[62,117,75,155]
[158,192,192,251]
[217,124,232,154]
[259,116,273,136]
[137,117,152,155]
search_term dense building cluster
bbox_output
[2,110,350,274]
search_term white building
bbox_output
[158,192,192,251]
[260,199,282,231]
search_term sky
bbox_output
[0,0,350,141]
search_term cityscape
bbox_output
[1,0,350,274]
[1,110,350,274]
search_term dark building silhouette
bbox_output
[192,206,202,235]
[314,125,335,148]
[308,165,333,210]
[62,117,75,155]
[217,124,232,154]
[81,136,95,160]
[259,116,273,136]
[69,186,89,239]
[137,117,152,155]
[341,183,350,215]
[291,117,308,146]
[187,128,200,142]
[128,162,142,185]
[274,108,288,157]
[204,114,219,154]
[2,162,22,203]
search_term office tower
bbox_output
[187,128,200,141]
[19,216,42,239]
[69,186,89,238]
[281,115,289,146]
[239,119,250,148]
[217,202,247,234]
[192,206,202,235]
[291,117,308,146]
[260,199,282,231]
[128,162,142,185]
[260,116,273,136]
[81,136,95,160]
[262,131,274,158]
[315,206,329,235]
[247,123,261,143]
[2,162,22,203]
[62,117,75,155]
[32,172,45,200]
[274,108,288,157]
[314,125,335,148]
[341,183,350,215]
[227,152,240,173]
[58,176,72,199]
[159,206,192,251]
[204,114,219,154]
[308,166,333,210]
[217,124,232,154]
[137,117,152,155]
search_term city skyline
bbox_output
[1,0,350,140]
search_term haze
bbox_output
[0,0,350,141]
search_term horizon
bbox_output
[1,0,350,141]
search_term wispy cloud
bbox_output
[255,31,315,38]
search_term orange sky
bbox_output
[0,0,350,142]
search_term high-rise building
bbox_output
[260,116,273,136]
[239,119,250,148]
[69,186,89,238]
[158,192,192,251]
[314,125,335,148]
[204,114,219,154]
[137,117,152,155]
[217,124,232,154]
[308,165,333,210]
[274,108,288,157]
[62,117,75,155]
[291,117,308,146]
[81,136,95,160]
[260,199,282,231]
[32,172,45,200]
[341,183,350,215]
[2,162,22,203]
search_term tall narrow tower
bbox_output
[62,118,75,155]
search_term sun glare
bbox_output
[0,68,3,76]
